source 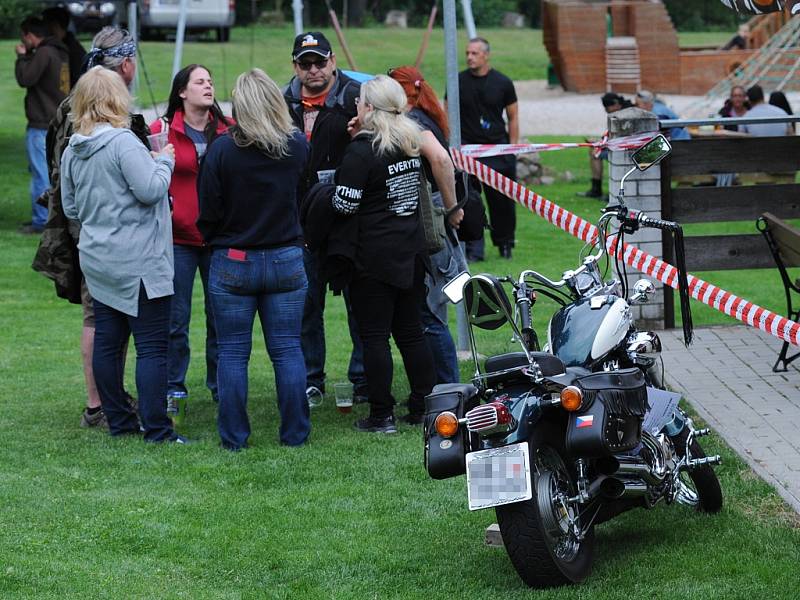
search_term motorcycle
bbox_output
[423,135,723,588]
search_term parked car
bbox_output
[64,1,120,32]
[138,0,235,42]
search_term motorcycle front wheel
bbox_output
[495,426,595,588]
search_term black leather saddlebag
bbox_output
[565,369,649,457]
[424,383,479,479]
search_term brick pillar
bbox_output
[607,107,665,330]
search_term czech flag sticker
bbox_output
[576,415,594,429]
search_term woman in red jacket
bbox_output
[149,64,232,420]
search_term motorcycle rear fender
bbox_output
[423,383,479,479]
[480,383,549,449]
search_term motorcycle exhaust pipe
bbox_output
[595,456,664,485]
[599,477,648,499]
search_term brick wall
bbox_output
[679,50,754,95]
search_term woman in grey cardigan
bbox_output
[61,66,185,443]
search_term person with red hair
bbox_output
[389,66,467,401]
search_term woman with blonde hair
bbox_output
[389,66,467,401]
[61,66,185,443]
[332,74,435,433]
[197,68,310,450]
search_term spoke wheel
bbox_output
[496,426,595,588]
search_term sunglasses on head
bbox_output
[296,58,329,71]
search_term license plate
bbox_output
[466,442,532,511]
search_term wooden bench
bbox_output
[660,136,800,331]
[757,212,800,372]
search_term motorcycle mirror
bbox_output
[631,134,672,171]
[631,278,656,304]
[442,271,471,304]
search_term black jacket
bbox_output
[283,70,361,197]
[300,182,358,293]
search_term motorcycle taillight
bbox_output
[466,402,514,435]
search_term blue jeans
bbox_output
[168,244,217,400]
[301,248,366,394]
[210,246,310,449]
[93,285,174,442]
[421,195,467,384]
[25,127,48,229]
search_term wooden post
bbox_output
[325,0,358,71]
[415,4,438,69]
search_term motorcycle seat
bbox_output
[483,352,566,387]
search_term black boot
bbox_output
[577,178,602,198]
[499,243,513,259]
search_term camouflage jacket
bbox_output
[31,95,150,303]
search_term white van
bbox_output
[138,0,235,42]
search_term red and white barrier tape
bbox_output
[459,131,657,159]
[451,149,800,347]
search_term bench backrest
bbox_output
[761,212,800,268]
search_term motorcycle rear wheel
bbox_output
[671,427,723,513]
[495,427,595,588]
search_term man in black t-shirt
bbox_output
[458,37,519,260]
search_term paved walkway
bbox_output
[660,325,800,513]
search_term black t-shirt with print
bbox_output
[333,134,424,289]
[458,68,517,145]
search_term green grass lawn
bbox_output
[1,27,798,598]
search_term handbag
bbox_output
[418,171,448,254]
[455,174,489,242]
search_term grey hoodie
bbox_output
[61,125,175,317]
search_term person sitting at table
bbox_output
[718,85,749,132]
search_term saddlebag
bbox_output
[565,369,649,457]
[424,383,479,479]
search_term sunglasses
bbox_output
[296,58,328,71]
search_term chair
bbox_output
[757,212,800,371]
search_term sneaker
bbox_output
[400,412,424,426]
[354,415,397,434]
[168,433,192,444]
[80,407,108,429]
[576,189,603,199]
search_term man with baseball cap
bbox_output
[283,31,367,408]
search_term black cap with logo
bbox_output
[292,32,333,60]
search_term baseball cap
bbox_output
[636,90,655,104]
[292,32,332,60]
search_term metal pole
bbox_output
[128,1,138,100]
[172,0,189,79]
[444,0,470,355]
[460,0,477,40]
[292,0,304,35]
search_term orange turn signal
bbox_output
[560,386,584,412]
[434,411,459,438]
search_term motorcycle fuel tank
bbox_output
[548,295,632,367]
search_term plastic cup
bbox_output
[147,130,169,152]
[334,382,354,414]
[307,386,323,409]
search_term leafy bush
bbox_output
[0,0,45,39]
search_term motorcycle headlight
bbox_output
[68,2,85,15]
[100,2,116,15]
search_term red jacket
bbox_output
[149,110,232,246]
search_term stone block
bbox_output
[502,12,525,28]
[384,10,407,28]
